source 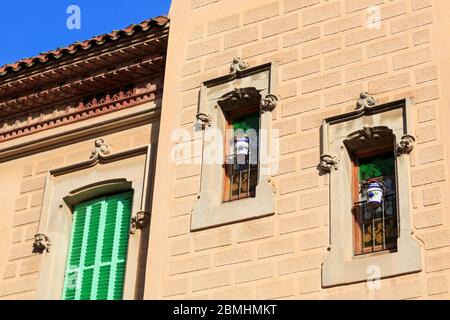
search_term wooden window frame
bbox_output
[222,106,259,203]
[351,145,398,256]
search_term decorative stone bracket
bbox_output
[218,87,263,111]
[33,233,51,253]
[130,211,150,234]
[260,94,278,113]
[195,113,213,130]
[356,92,377,110]
[319,154,339,172]
[397,134,415,155]
[230,57,249,74]
[90,139,112,160]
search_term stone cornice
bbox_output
[0,104,160,163]
[0,54,165,117]
[50,144,149,177]
[0,83,161,143]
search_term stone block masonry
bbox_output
[156,0,450,300]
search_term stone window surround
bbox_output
[191,61,278,231]
[34,142,154,300]
[321,96,422,288]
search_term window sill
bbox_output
[352,248,397,260]
[322,234,421,288]
[191,178,276,231]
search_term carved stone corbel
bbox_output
[320,154,339,172]
[130,211,150,234]
[195,113,212,130]
[260,94,278,113]
[90,138,112,159]
[356,92,377,110]
[230,57,249,74]
[33,233,51,253]
[397,134,415,155]
[344,125,394,152]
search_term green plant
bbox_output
[233,113,259,132]
[359,155,394,181]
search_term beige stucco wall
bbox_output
[144,0,450,299]
[0,101,160,299]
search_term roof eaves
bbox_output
[0,15,169,78]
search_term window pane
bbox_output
[384,217,398,246]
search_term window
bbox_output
[223,111,259,202]
[321,95,421,287]
[63,191,133,300]
[34,141,150,299]
[352,149,398,255]
[191,61,278,230]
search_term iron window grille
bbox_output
[353,193,398,255]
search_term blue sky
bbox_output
[0,0,172,66]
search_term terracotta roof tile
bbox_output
[0,15,169,78]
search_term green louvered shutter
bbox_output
[63,191,133,300]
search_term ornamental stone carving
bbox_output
[260,94,278,113]
[130,211,150,234]
[397,134,415,155]
[90,139,112,159]
[319,154,339,172]
[356,92,377,110]
[217,87,263,112]
[344,125,394,153]
[195,113,213,130]
[33,233,51,253]
[230,57,249,74]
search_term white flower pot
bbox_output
[365,182,384,209]
[235,137,249,156]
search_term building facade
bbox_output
[1,0,450,300]
[0,16,168,299]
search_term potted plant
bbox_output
[234,133,249,169]
[234,133,249,156]
[360,177,386,209]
